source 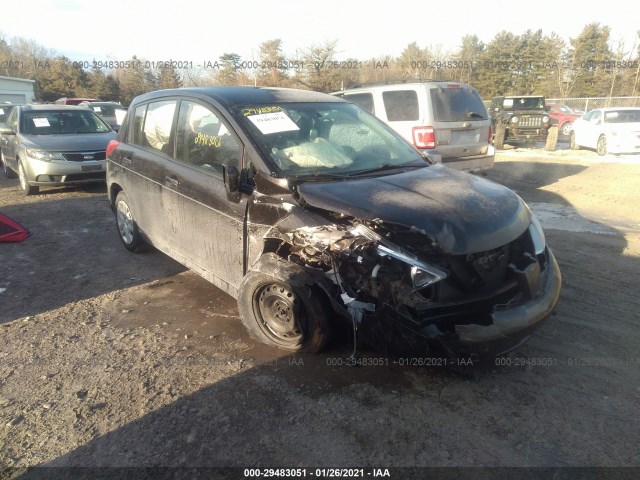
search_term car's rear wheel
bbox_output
[494,124,506,149]
[18,161,38,195]
[544,126,558,151]
[115,191,146,252]
[1,152,16,178]
[597,135,608,156]
[569,131,580,150]
[561,122,573,136]
[238,253,330,353]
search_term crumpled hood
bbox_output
[297,164,531,254]
[21,132,117,151]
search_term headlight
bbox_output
[26,149,65,162]
[529,213,546,255]
[352,225,448,289]
[542,116,550,123]
[510,116,518,123]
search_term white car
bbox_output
[570,107,640,156]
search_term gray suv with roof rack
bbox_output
[332,81,494,174]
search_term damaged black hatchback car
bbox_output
[106,87,561,359]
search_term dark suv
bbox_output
[490,96,558,150]
[106,87,560,360]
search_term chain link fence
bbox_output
[546,97,640,112]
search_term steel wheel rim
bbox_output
[562,123,572,136]
[256,283,302,341]
[18,163,28,190]
[597,137,607,155]
[116,200,134,244]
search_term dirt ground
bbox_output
[1,145,640,478]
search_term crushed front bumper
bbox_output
[361,248,561,358]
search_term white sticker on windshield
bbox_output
[247,111,299,135]
[605,112,619,119]
[33,118,50,127]
[0,108,4,114]
[503,99,514,107]
[93,106,102,112]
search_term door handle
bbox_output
[165,175,179,187]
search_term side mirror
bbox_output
[0,126,15,135]
[223,164,240,193]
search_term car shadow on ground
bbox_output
[0,180,185,324]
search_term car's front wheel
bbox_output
[18,161,38,195]
[597,135,608,156]
[238,253,331,352]
[115,191,147,252]
[1,152,16,179]
[561,122,573,136]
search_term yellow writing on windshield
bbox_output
[242,106,283,116]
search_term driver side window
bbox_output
[175,100,241,175]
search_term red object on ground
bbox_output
[0,213,30,242]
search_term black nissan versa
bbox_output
[106,87,561,361]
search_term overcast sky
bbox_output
[1,0,637,62]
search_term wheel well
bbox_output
[109,183,123,210]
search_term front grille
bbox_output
[63,151,106,162]
[517,115,544,128]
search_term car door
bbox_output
[1,108,19,171]
[115,99,178,244]
[161,98,247,294]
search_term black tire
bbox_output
[238,253,331,353]
[544,126,558,151]
[494,124,506,150]
[569,131,580,150]
[17,161,38,195]
[597,135,608,156]
[1,152,16,178]
[561,122,573,136]
[114,191,147,252]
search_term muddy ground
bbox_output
[1,146,639,478]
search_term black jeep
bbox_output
[490,96,558,151]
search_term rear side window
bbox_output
[344,93,375,114]
[140,101,176,154]
[430,87,488,122]
[382,90,419,121]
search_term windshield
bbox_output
[430,87,488,121]
[503,97,545,110]
[88,104,124,116]
[21,110,111,135]
[603,110,640,123]
[235,102,425,177]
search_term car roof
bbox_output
[132,87,344,107]
[336,81,471,92]
[19,103,87,112]
[19,104,86,112]
[81,101,123,105]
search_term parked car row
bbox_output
[1,85,563,363]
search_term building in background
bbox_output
[0,76,36,104]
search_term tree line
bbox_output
[1,23,639,106]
